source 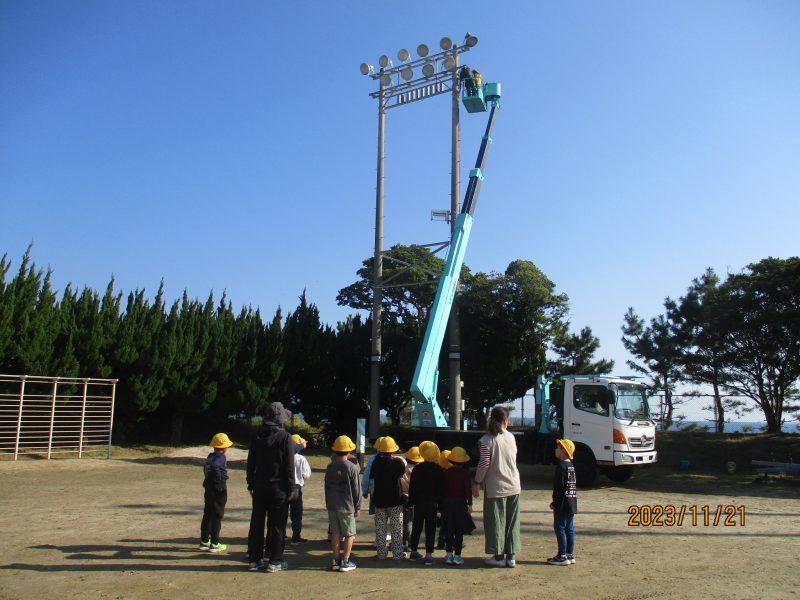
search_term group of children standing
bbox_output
[198,430,578,571]
[329,435,475,570]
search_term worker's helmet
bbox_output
[331,435,356,453]
[404,446,424,463]
[374,436,399,454]
[210,433,233,449]
[291,434,307,446]
[556,438,575,460]
[438,449,453,470]
[419,440,440,463]
[447,446,471,464]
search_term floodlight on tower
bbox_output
[360,63,374,75]
[401,66,413,81]
[397,49,410,62]
[380,74,392,87]
[417,44,429,57]
[422,62,435,77]
[464,33,478,47]
[439,37,452,50]
[379,55,392,68]
[443,56,456,71]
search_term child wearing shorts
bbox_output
[325,435,362,572]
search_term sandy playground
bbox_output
[0,447,797,600]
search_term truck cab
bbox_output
[545,375,657,485]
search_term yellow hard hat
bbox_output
[556,438,575,460]
[448,446,470,463]
[404,446,424,463]
[438,449,453,470]
[291,434,307,445]
[419,440,440,463]
[332,435,356,453]
[210,433,233,449]
[375,436,399,453]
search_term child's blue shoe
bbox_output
[339,559,357,572]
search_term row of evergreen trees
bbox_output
[1,247,612,444]
[1,251,291,443]
[7,245,794,442]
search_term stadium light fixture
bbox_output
[361,32,480,438]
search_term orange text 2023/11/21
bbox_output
[627,504,746,527]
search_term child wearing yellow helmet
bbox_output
[200,433,233,552]
[408,441,445,565]
[289,434,312,545]
[325,435,361,572]
[548,439,577,566]
[360,437,384,517]
[442,446,475,565]
[435,449,452,550]
[401,446,423,551]
[369,436,406,560]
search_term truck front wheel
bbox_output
[605,466,634,483]
[572,448,597,488]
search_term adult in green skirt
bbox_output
[472,405,521,568]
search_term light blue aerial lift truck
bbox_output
[399,75,657,486]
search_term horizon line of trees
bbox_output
[0,246,613,443]
[3,246,797,441]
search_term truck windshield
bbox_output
[612,384,651,420]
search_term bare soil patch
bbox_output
[0,448,797,600]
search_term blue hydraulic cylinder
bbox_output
[411,212,474,428]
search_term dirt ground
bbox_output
[0,448,797,600]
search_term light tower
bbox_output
[360,34,479,438]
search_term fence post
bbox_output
[107,380,117,459]
[47,378,58,460]
[79,379,88,459]
[14,376,27,461]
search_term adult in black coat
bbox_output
[246,402,296,572]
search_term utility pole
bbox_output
[360,34,479,438]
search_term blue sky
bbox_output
[2,1,799,421]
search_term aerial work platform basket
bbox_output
[462,82,501,113]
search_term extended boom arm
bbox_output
[410,88,501,427]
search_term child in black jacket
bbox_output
[200,433,233,552]
[408,441,444,565]
[548,438,577,566]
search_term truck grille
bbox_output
[628,435,654,449]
